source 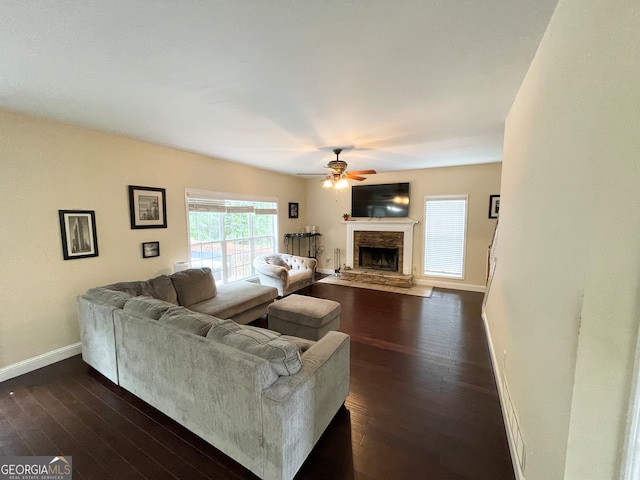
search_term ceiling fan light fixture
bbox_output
[335,177,349,189]
[313,146,376,189]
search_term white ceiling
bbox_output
[1,1,558,176]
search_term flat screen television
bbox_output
[351,182,410,218]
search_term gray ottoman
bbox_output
[268,294,341,341]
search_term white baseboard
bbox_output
[317,268,338,275]
[481,310,525,480]
[0,342,82,383]
[418,278,486,292]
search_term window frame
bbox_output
[185,189,278,284]
[423,194,468,280]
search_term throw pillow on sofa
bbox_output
[264,255,291,270]
[124,296,175,320]
[170,267,217,306]
[158,306,218,336]
[207,319,302,375]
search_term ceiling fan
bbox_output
[301,148,377,189]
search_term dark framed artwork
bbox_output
[288,202,299,219]
[489,195,500,219]
[59,210,99,260]
[142,241,160,258]
[129,185,167,229]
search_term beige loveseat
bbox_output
[253,253,317,296]
[77,269,350,480]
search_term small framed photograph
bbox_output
[142,241,160,258]
[129,185,167,229]
[59,210,99,260]
[288,202,299,219]
[489,195,501,219]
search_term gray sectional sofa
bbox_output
[77,268,350,480]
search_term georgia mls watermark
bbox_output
[1,456,72,480]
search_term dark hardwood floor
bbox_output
[0,284,514,480]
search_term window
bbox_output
[186,190,278,284]
[423,195,468,279]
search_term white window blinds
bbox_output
[423,195,468,279]
[186,193,278,215]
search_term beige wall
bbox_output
[304,163,502,290]
[484,0,640,479]
[0,110,307,369]
[0,108,500,371]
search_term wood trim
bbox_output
[621,325,640,480]
[482,311,525,480]
[0,342,82,382]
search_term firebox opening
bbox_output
[359,246,399,272]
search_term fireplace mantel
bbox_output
[344,220,417,275]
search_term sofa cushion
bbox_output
[188,281,277,319]
[208,322,283,342]
[265,254,291,270]
[280,335,315,354]
[105,275,178,304]
[146,275,179,304]
[158,306,216,336]
[170,268,217,306]
[123,296,175,320]
[103,280,145,297]
[245,324,281,338]
[207,319,302,375]
[85,287,132,308]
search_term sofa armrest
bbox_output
[254,262,289,282]
[77,296,120,384]
[261,331,349,402]
[260,331,350,480]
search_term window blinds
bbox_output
[186,191,277,215]
[423,196,467,279]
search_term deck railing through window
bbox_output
[187,190,278,284]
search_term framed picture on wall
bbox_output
[129,185,167,229]
[58,210,99,260]
[288,202,299,219]
[142,241,160,258]
[489,195,500,219]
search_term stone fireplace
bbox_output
[353,231,404,273]
[342,220,417,287]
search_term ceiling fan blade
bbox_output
[347,174,366,181]
[348,169,377,175]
